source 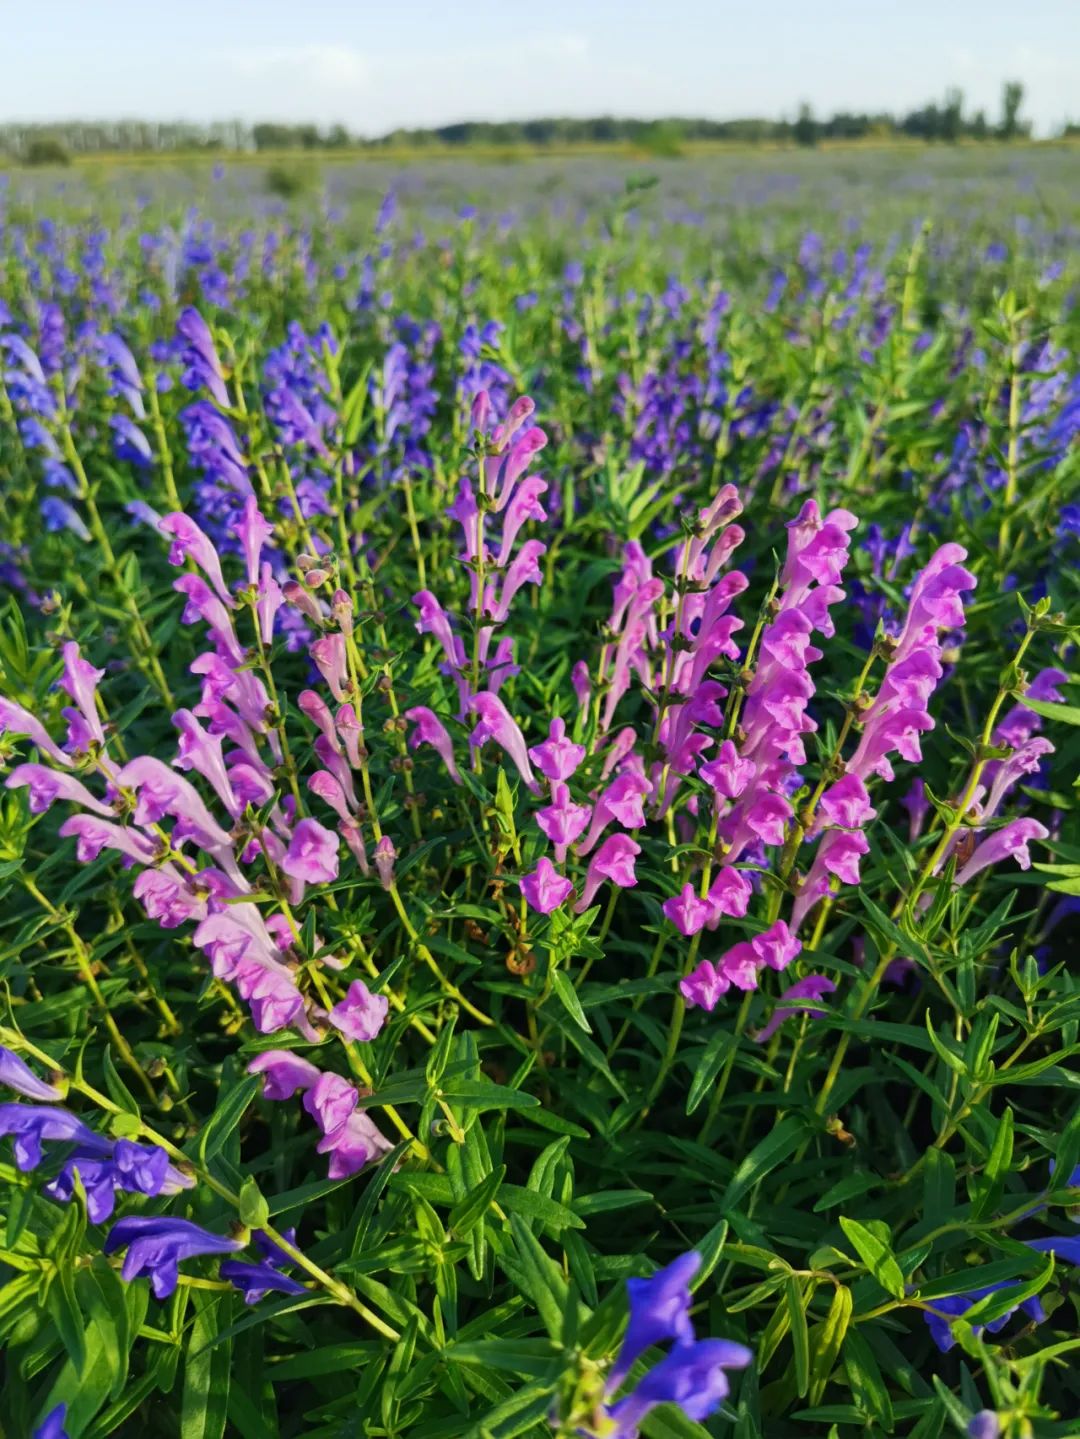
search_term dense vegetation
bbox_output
[0,150,1078,1439]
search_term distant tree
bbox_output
[1000,81,1025,138]
[970,109,988,140]
[941,88,964,142]
[25,137,70,166]
[793,103,818,147]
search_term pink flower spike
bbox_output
[955,819,1049,887]
[528,717,586,783]
[470,692,539,793]
[574,833,641,913]
[247,1051,321,1100]
[374,835,397,889]
[521,857,573,915]
[754,975,837,1044]
[751,919,801,972]
[662,883,712,937]
[281,819,339,885]
[0,697,72,767]
[159,512,232,607]
[310,634,349,702]
[235,496,275,587]
[680,958,729,1011]
[405,706,462,784]
[746,792,793,848]
[329,981,389,1042]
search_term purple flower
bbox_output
[374,835,397,889]
[527,716,585,783]
[159,512,232,607]
[0,1103,110,1171]
[33,1404,69,1439]
[0,1046,63,1102]
[609,1251,700,1390]
[575,834,641,913]
[6,762,112,817]
[41,497,91,542]
[968,1415,1000,1439]
[105,1216,244,1300]
[281,819,340,885]
[470,692,539,793]
[955,819,1049,887]
[754,975,836,1043]
[0,697,72,767]
[680,958,729,1012]
[662,884,712,938]
[220,1257,307,1304]
[328,980,389,1042]
[521,857,573,915]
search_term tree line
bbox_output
[0,83,1052,165]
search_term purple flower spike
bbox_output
[0,1046,64,1102]
[521,856,573,914]
[609,1251,701,1390]
[105,1216,244,1300]
[329,980,389,1042]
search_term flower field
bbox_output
[0,148,1079,1438]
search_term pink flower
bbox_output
[412,591,459,669]
[705,867,753,924]
[256,564,283,643]
[817,774,876,830]
[955,819,1049,887]
[716,941,762,991]
[470,692,539,793]
[680,958,729,1011]
[132,869,207,928]
[847,707,935,783]
[334,706,365,770]
[662,884,712,937]
[751,919,801,972]
[535,782,591,861]
[159,512,232,607]
[115,754,234,854]
[247,1051,321,1100]
[5,763,112,816]
[744,792,792,848]
[754,975,836,1043]
[310,634,349,703]
[329,981,389,1042]
[995,667,1068,747]
[571,662,591,710]
[528,717,585,783]
[173,575,243,660]
[0,698,72,767]
[576,771,651,855]
[172,710,239,816]
[405,706,462,784]
[58,814,158,867]
[574,833,641,912]
[308,769,352,821]
[699,740,755,800]
[298,691,341,748]
[497,476,548,565]
[521,857,573,914]
[281,819,339,885]
[234,495,275,586]
[492,539,546,621]
[982,737,1054,820]
[374,835,396,889]
[58,643,106,747]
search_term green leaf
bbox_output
[499,1184,586,1233]
[785,1276,810,1398]
[550,968,592,1032]
[507,1214,570,1340]
[837,1217,905,1300]
[448,1338,562,1377]
[195,1075,260,1166]
[722,1117,807,1211]
[449,1165,505,1239]
[181,1290,232,1439]
[971,1106,1013,1219]
[810,1284,852,1404]
[1018,695,1080,726]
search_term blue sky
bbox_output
[4,0,1077,135]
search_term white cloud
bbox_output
[220,44,370,88]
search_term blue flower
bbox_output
[609,1250,700,1390]
[0,1045,64,1102]
[33,1402,69,1439]
[40,498,91,542]
[104,1216,244,1300]
[608,1338,753,1436]
[221,1226,307,1304]
[0,1103,109,1171]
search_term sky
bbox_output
[3,0,1078,136]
